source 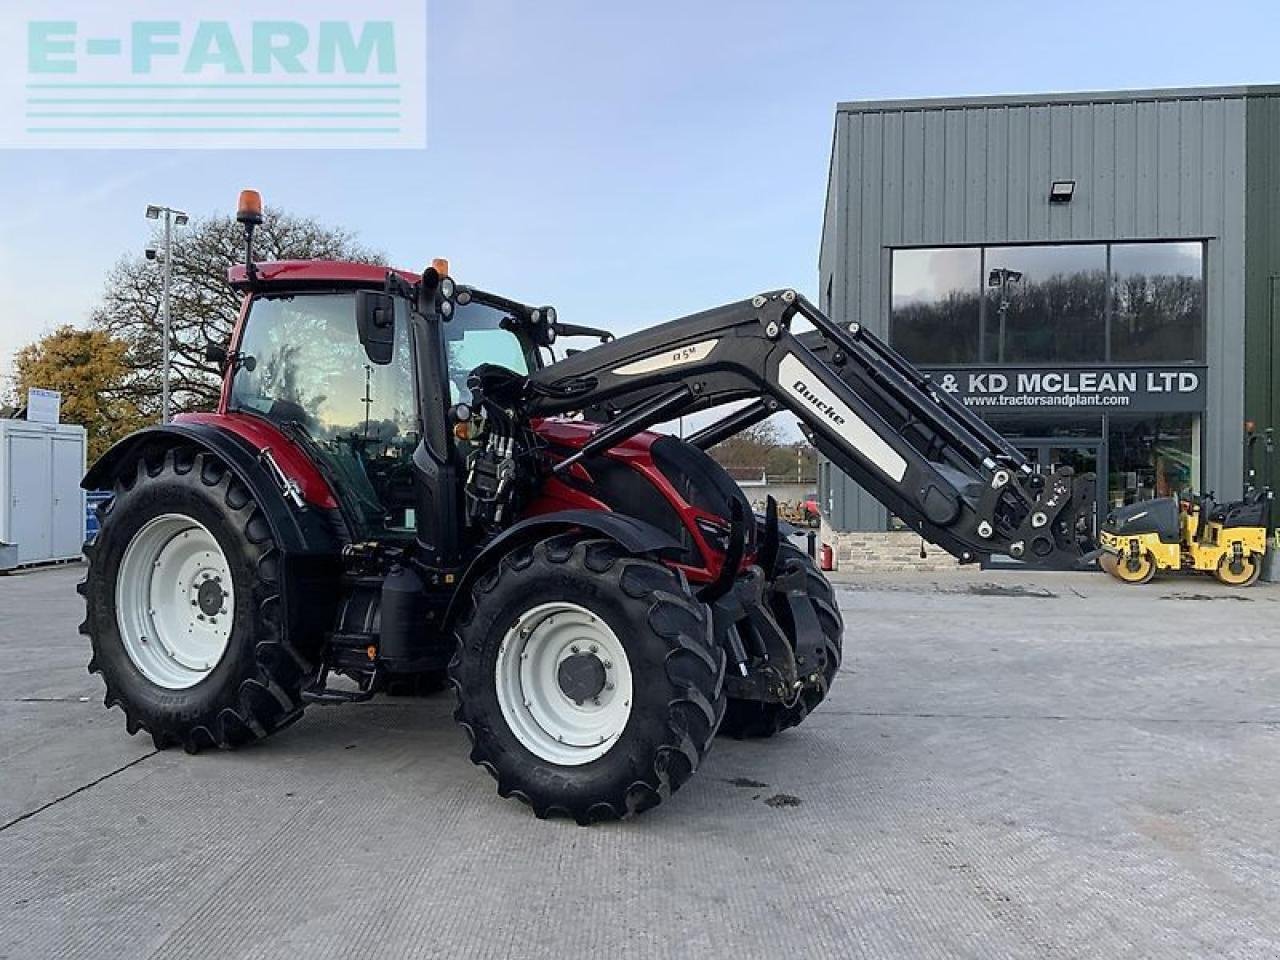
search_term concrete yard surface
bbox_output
[1,563,1278,959]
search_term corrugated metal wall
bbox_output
[1245,96,1280,497]
[820,88,1251,532]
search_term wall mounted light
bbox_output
[1049,180,1075,204]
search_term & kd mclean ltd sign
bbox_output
[922,365,1207,414]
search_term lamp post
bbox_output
[987,267,1023,364]
[145,204,190,424]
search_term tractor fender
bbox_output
[444,509,683,626]
[83,422,343,558]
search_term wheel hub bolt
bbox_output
[570,645,580,654]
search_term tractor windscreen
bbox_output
[444,298,531,405]
[228,291,420,536]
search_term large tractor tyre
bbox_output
[80,447,311,753]
[1214,550,1262,587]
[450,534,726,824]
[719,544,844,739]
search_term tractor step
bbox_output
[301,685,376,705]
[301,665,380,705]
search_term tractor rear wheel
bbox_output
[80,447,310,752]
[719,544,844,739]
[450,534,726,823]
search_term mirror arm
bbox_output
[556,322,614,343]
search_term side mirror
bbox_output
[356,290,396,365]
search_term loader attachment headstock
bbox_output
[522,289,1096,567]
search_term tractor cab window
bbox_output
[445,299,530,405]
[228,292,420,538]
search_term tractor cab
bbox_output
[219,258,552,554]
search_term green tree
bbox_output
[13,326,145,460]
[92,208,383,418]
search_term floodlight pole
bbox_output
[162,211,173,424]
[147,204,188,424]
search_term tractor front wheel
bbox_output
[80,447,310,752]
[450,535,726,823]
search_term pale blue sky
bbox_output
[3,0,1279,393]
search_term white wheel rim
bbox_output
[115,514,235,690]
[495,601,634,766]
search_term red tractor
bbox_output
[80,192,1092,822]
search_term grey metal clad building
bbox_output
[818,84,1280,534]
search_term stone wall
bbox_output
[821,524,961,573]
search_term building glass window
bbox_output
[1106,413,1200,508]
[983,244,1107,363]
[889,241,1206,366]
[1110,242,1205,362]
[889,247,981,363]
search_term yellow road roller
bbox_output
[1099,490,1272,586]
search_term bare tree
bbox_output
[707,420,781,477]
[92,209,383,417]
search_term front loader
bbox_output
[79,192,1094,822]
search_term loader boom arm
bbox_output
[522,289,1093,566]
